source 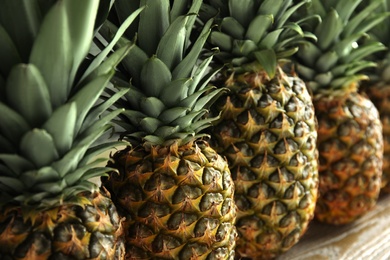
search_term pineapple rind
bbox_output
[102,141,237,259]
[210,68,318,259]
[200,0,318,258]
[360,0,390,192]
[0,190,125,259]
[364,82,390,192]
[294,0,387,225]
[314,90,383,224]
[99,1,238,258]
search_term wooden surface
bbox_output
[277,194,390,260]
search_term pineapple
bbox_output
[293,0,385,225]
[98,0,237,259]
[360,0,390,193]
[0,0,141,258]
[199,0,319,259]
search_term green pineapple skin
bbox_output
[209,68,319,259]
[102,141,237,260]
[0,190,125,259]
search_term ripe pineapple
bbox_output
[99,0,237,259]
[360,0,390,193]
[294,0,385,225]
[200,0,319,259]
[0,0,140,258]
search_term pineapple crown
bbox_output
[294,0,388,92]
[99,0,225,147]
[0,0,139,210]
[199,0,316,78]
[363,0,390,47]
[359,0,390,83]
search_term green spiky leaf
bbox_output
[343,42,386,64]
[343,0,384,37]
[172,19,213,79]
[0,135,15,153]
[159,78,192,107]
[20,129,59,168]
[138,0,170,56]
[82,87,129,133]
[20,167,60,189]
[140,97,166,118]
[0,102,30,145]
[210,31,233,51]
[42,102,76,156]
[30,0,100,107]
[315,51,339,73]
[0,0,41,63]
[254,49,277,78]
[6,64,52,127]
[78,109,124,142]
[188,55,214,95]
[140,117,163,133]
[156,15,188,70]
[220,17,245,39]
[52,125,111,177]
[259,0,284,17]
[314,9,343,50]
[79,141,128,167]
[0,154,35,176]
[140,57,172,97]
[228,0,255,27]
[154,125,180,139]
[0,176,25,193]
[158,107,190,123]
[246,14,274,43]
[69,72,114,135]
[82,6,144,81]
[0,25,22,76]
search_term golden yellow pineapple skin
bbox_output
[102,141,237,260]
[209,68,319,259]
[0,190,125,259]
[314,89,383,225]
[363,84,390,193]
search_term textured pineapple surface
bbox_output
[0,190,125,259]
[363,85,390,193]
[102,141,237,259]
[292,0,386,226]
[277,194,390,260]
[313,90,383,225]
[209,68,318,259]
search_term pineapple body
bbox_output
[363,70,390,193]
[0,1,138,258]
[359,0,390,193]
[0,190,124,259]
[293,0,388,225]
[210,68,318,259]
[314,89,383,224]
[97,0,239,258]
[102,141,237,259]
